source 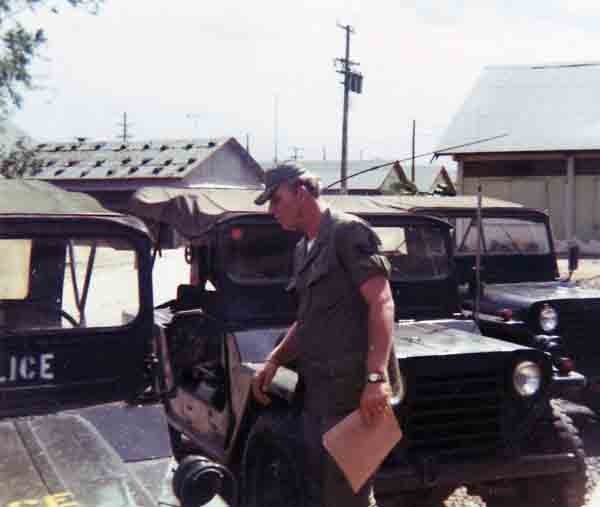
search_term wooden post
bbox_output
[456,160,464,195]
[566,155,576,242]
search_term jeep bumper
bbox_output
[375,452,578,495]
[550,370,586,396]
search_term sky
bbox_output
[10,0,600,163]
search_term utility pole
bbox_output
[186,113,201,136]
[246,133,251,154]
[117,112,133,144]
[335,23,362,194]
[274,94,279,165]
[290,146,304,161]
[322,145,327,161]
[411,119,416,183]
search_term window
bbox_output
[375,226,450,280]
[224,225,300,284]
[454,217,550,255]
[0,237,140,332]
[0,240,31,299]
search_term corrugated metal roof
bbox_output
[27,137,230,180]
[437,62,600,154]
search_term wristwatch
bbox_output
[366,372,386,383]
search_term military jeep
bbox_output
[128,187,587,507]
[0,180,182,507]
[380,195,599,404]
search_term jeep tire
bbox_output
[242,411,306,507]
[486,400,587,507]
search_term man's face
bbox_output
[268,183,302,231]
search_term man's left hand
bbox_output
[360,382,392,426]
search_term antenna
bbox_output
[323,133,509,190]
[290,146,304,161]
[116,112,133,143]
[474,184,483,327]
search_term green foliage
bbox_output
[0,136,42,177]
[0,0,102,114]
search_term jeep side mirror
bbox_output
[568,244,579,274]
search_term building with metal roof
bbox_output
[24,136,263,212]
[437,62,600,250]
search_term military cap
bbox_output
[254,162,308,205]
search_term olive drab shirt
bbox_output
[288,208,394,416]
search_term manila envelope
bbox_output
[322,409,402,493]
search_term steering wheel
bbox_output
[27,302,81,328]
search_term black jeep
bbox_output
[127,187,587,507]
[381,195,599,403]
[0,180,178,507]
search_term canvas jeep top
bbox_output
[0,180,178,507]
[125,187,587,507]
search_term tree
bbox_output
[0,136,42,177]
[0,0,102,114]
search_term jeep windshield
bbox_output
[223,223,450,284]
[454,217,551,256]
[376,225,450,281]
[445,215,557,284]
[0,236,140,332]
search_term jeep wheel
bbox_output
[242,412,305,507]
[507,401,586,507]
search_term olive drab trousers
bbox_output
[302,410,377,507]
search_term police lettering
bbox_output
[0,353,54,383]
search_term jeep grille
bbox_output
[555,299,600,362]
[406,371,503,461]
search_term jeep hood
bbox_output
[481,282,600,307]
[393,319,525,359]
[0,404,176,507]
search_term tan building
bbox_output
[437,62,600,252]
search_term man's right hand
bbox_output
[251,360,279,405]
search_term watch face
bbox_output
[367,372,384,383]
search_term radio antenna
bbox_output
[323,133,509,190]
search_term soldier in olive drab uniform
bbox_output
[252,163,397,507]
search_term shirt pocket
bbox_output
[307,261,347,313]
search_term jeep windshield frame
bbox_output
[213,213,460,324]
[415,207,559,285]
[0,211,155,417]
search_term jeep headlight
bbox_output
[513,360,542,397]
[539,304,558,333]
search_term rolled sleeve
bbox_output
[336,220,391,289]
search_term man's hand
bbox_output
[360,382,392,426]
[251,360,279,406]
